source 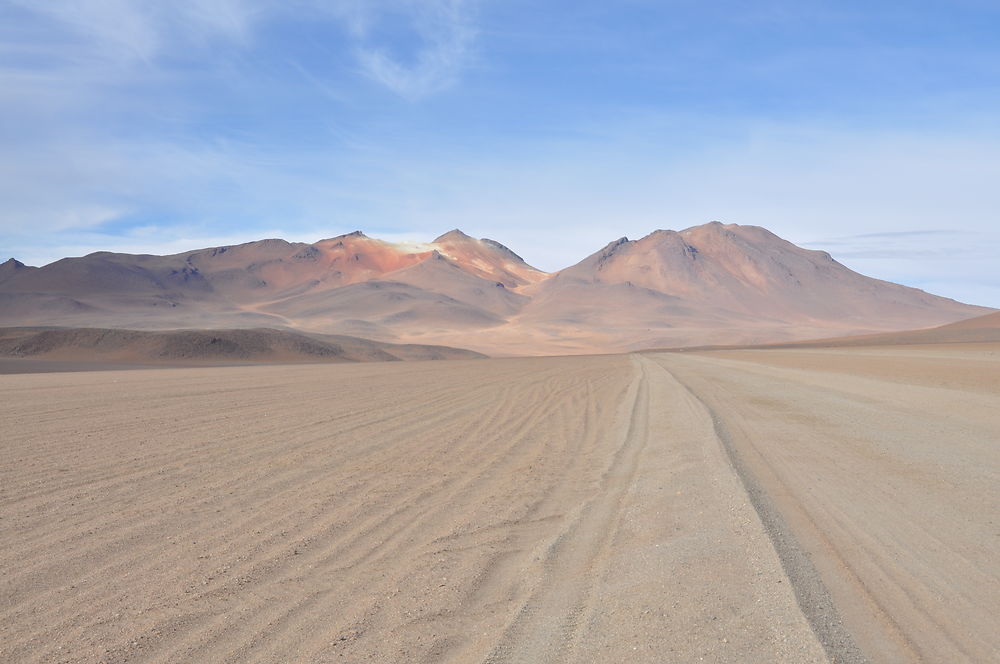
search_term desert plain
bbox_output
[7,0,1000,660]
[2,336,998,663]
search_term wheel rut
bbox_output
[484,356,652,664]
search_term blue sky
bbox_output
[2,0,999,306]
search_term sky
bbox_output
[1,0,999,306]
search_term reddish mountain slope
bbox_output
[0,230,543,336]
[0,223,991,354]
[523,222,983,343]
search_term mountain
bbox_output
[0,258,35,284]
[0,230,544,339]
[0,223,991,355]
[506,222,988,352]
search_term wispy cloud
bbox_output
[799,224,1000,306]
[0,0,480,243]
[344,0,478,99]
[6,0,264,61]
[2,0,479,102]
[801,229,995,259]
[800,230,984,258]
[821,230,963,241]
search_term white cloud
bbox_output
[346,0,478,99]
[2,0,479,105]
[14,0,162,60]
[800,229,1000,307]
[177,0,261,43]
[7,0,264,61]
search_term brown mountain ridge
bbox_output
[1,222,991,355]
[0,326,485,366]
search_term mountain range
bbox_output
[1,222,991,355]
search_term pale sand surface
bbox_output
[657,344,1000,663]
[2,346,997,662]
[2,356,822,663]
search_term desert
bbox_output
[2,231,999,663]
[5,3,1000,662]
[3,326,999,662]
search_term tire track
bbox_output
[650,349,1000,663]
[652,353,869,664]
[0,356,639,663]
[483,355,650,664]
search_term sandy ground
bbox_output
[2,345,998,662]
[657,344,1000,663]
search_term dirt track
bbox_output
[657,346,1000,663]
[2,346,998,662]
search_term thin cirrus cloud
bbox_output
[800,229,1000,307]
[0,0,481,244]
[336,0,478,99]
[6,0,259,60]
[3,0,476,94]
[802,231,977,259]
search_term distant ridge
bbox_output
[0,258,35,284]
[778,310,1000,349]
[1,223,991,355]
[0,327,486,365]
